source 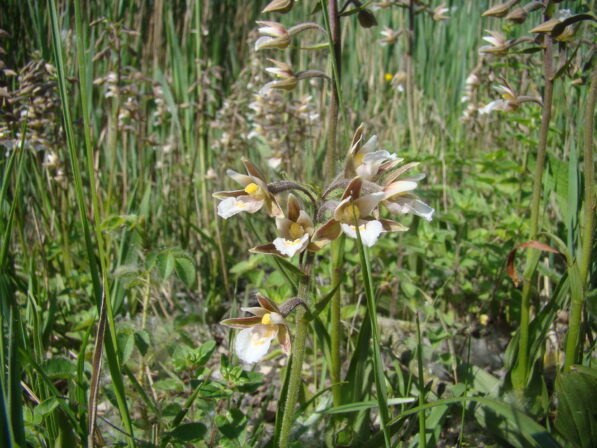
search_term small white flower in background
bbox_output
[479,31,508,55]
[213,158,282,219]
[432,4,449,21]
[220,294,291,364]
[479,85,519,115]
[379,27,401,46]
[255,21,290,51]
[260,59,297,95]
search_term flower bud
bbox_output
[255,21,290,51]
[262,0,294,14]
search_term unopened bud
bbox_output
[262,0,294,14]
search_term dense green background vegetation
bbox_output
[0,0,595,446]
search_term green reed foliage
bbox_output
[49,1,134,445]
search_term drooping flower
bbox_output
[314,177,407,248]
[251,193,316,257]
[479,84,541,115]
[220,294,292,364]
[255,21,290,51]
[432,4,449,21]
[478,31,509,56]
[382,162,435,221]
[379,27,401,46]
[344,124,400,182]
[213,158,282,219]
[260,59,297,95]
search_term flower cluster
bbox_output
[215,125,433,363]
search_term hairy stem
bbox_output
[278,253,314,447]
[330,235,345,407]
[579,62,596,284]
[516,6,553,391]
[323,0,341,181]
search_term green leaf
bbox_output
[169,422,207,442]
[266,255,308,281]
[175,255,196,288]
[196,340,217,367]
[117,330,134,365]
[134,330,150,356]
[35,398,60,417]
[230,255,263,276]
[157,251,176,280]
[43,358,76,380]
[555,367,597,448]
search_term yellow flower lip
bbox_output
[288,222,304,239]
[262,313,272,325]
[341,204,361,223]
[244,182,260,195]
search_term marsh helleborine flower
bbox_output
[344,123,401,182]
[314,177,407,248]
[251,193,316,257]
[220,294,291,364]
[213,158,282,219]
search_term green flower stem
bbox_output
[330,235,345,407]
[517,9,554,391]
[278,252,314,448]
[564,62,596,372]
[579,63,596,285]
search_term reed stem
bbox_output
[516,4,554,391]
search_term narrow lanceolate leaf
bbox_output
[354,223,391,448]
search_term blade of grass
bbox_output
[50,2,135,446]
[354,226,391,448]
[415,313,426,448]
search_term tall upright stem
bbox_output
[323,0,341,181]
[516,7,553,391]
[564,62,597,371]
[579,63,596,284]
[406,0,417,152]
[278,254,314,448]
[330,236,345,407]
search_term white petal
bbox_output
[217,196,263,219]
[387,198,435,221]
[479,100,511,115]
[255,36,274,51]
[360,135,378,154]
[355,192,385,216]
[226,169,252,187]
[273,234,309,257]
[356,150,398,180]
[235,326,278,364]
[341,220,384,247]
[384,181,418,199]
